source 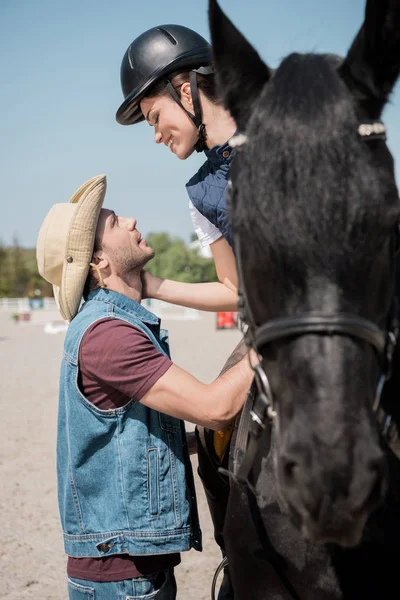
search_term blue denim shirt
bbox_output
[186,140,234,248]
[57,288,202,558]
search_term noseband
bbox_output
[226,121,400,488]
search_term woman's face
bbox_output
[140,86,199,160]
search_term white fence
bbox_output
[0,297,57,312]
[0,297,200,321]
[143,299,200,321]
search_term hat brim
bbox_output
[56,175,106,322]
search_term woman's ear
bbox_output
[180,82,193,108]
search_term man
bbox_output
[36,175,254,600]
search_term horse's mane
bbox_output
[234,53,394,283]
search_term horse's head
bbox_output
[209,0,400,547]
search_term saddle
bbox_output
[197,337,248,467]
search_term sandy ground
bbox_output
[0,308,241,599]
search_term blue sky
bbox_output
[1,0,399,247]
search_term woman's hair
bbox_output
[146,70,221,104]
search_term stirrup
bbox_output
[211,556,229,600]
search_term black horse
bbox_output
[208,0,400,598]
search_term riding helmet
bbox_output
[116,25,212,126]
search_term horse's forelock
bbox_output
[245,54,363,162]
[233,53,393,280]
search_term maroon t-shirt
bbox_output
[67,318,180,582]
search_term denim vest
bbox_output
[186,140,234,248]
[57,288,202,558]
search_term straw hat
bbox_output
[36,175,107,322]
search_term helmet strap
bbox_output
[194,124,207,153]
[165,71,208,153]
[190,71,208,152]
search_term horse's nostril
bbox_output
[364,456,387,508]
[359,471,384,514]
[368,456,386,478]
[282,456,299,484]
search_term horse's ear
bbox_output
[208,0,271,130]
[339,0,400,118]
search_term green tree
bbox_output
[146,232,217,283]
[0,232,218,298]
[0,239,11,296]
[10,236,31,297]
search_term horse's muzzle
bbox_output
[278,448,387,547]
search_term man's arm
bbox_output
[140,352,255,430]
[79,319,254,431]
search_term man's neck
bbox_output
[102,273,143,304]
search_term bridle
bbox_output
[225,121,400,489]
[232,233,399,489]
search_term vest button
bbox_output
[66,256,73,263]
[99,543,110,552]
[222,150,230,159]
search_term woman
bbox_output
[116,25,239,313]
[116,25,244,600]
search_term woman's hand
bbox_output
[141,270,163,299]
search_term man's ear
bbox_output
[339,0,400,118]
[208,0,271,131]
[90,252,109,288]
[91,252,109,272]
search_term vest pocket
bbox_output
[158,412,180,433]
[147,448,160,517]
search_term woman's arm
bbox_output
[142,274,238,312]
[142,211,239,312]
[210,236,239,290]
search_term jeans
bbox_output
[68,568,177,600]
